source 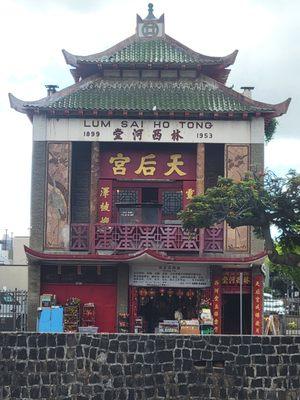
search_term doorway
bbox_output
[222,293,251,334]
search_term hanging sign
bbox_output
[252,274,263,335]
[129,265,210,288]
[100,147,196,180]
[212,276,222,334]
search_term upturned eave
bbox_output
[24,245,267,267]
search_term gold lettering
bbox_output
[135,154,156,176]
[109,153,130,175]
[164,154,186,176]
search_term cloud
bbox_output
[0,0,299,234]
[14,0,110,12]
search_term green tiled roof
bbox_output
[22,78,273,113]
[63,35,238,69]
[78,38,229,65]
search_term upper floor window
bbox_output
[113,187,183,224]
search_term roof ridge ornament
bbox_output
[136,4,165,38]
[145,3,156,20]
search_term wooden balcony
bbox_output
[70,223,224,254]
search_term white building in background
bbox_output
[0,236,29,290]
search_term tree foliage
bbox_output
[180,170,300,268]
[265,118,278,142]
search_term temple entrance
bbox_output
[222,293,252,334]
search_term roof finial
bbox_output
[146,3,156,20]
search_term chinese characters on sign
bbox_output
[222,271,251,286]
[182,181,196,210]
[98,180,113,224]
[83,121,214,143]
[129,265,210,288]
[252,275,263,335]
[212,277,222,334]
[109,153,187,177]
[102,148,196,180]
[43,118,263,144]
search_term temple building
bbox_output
[10,4,290,334]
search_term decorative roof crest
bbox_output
[136,3,165,38]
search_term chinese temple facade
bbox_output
[10,5,290,334]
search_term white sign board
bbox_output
[33,116,264,144]
[129,265,211,288]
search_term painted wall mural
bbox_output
[45,143,71,249]
[225,145,250,252]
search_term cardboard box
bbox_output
[180,325,200,335]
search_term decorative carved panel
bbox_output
[226,224,249,252]
[45,143,71,249]
[225,145,250,252]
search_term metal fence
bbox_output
[264,296,300,335]
[0,290,28,331]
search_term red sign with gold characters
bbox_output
[98,180,113,224]
[182,180,196,209]
[222,271,251,286]
[252,274,263,335]
[100,146,196,180]
[212,276,222,334]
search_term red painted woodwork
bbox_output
[40,283,117,333]
[70,223,202,252]
[204,223,224,253]
[70,222,224,253]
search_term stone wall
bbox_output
[0,333,299,400]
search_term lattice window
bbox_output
[115,189,138,204]
[162,191,183,218]
[113,189,139,224]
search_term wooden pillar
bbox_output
[117,264,129,315]
[90,142,100,223]
[252,266,264,335]
[129,286,138,333]
[196,143,205,195]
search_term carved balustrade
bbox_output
[70,223,224,253]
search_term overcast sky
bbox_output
[0,0,299,236]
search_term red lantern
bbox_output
[159,288,165,296]
[149,288,156,299]
[139,288,148,300]
[186,289,195,299]
[176,289,184,298]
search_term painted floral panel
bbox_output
[45,143,70,249]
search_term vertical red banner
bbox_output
[129,286,138,333]
[98,180,113,224]
[212,275,222,334]
[182,180,196,209]
[252,274,263,335]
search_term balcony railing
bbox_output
[70,223,224,253]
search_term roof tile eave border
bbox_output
[24,245,267,266]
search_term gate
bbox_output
[0,290,28,331]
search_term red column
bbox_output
[212,273,222,334]
[252,273,264,335]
